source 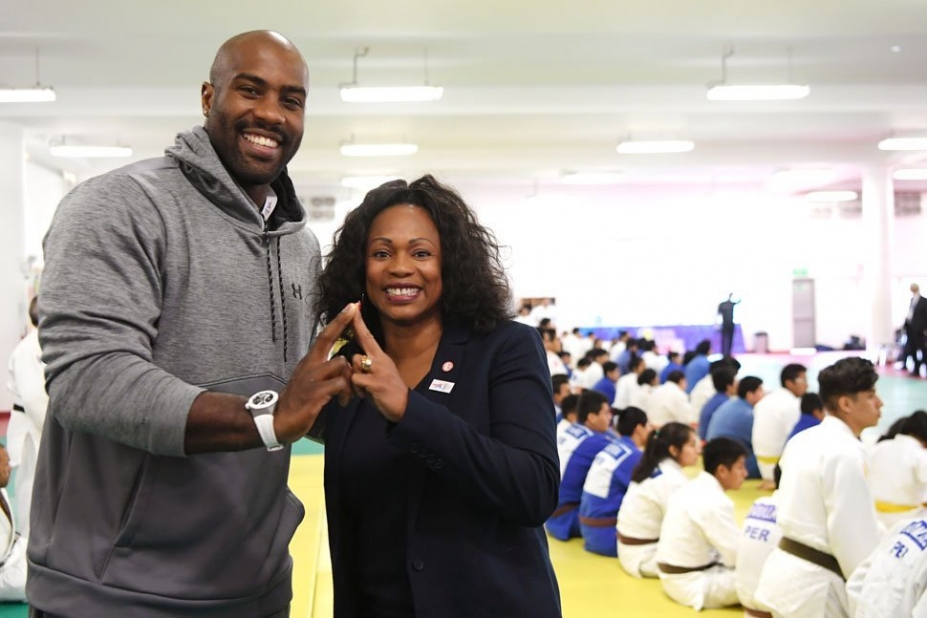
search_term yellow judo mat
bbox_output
[288,454,760,618]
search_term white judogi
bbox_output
[754,416,881,618]
[735,493,781,614]
[546,350,568,377]
[656,471,740,610]
[628,384,653,413]
[643,350,668,374]
[614,373,640,409]
[752,388,800,482]
[689,374,716,422]
[557,423,594,476]
[6,329,48,538]
[617,459,687,578]
[847,518,927,618]
[0,489,26,601]
[867,434,927,528]
[647,382,694,427]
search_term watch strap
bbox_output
[254,414,284,452]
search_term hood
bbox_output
[165,126,307,235]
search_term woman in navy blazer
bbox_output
[315,175,562,618]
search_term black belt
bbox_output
[617,531,659,545]
[11,404,24,413]
[579,515,617,528]
[779,537,844,581]
[551,502,579,518]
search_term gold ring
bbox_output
[360,355,373,374]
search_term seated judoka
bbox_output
[617,422,700,578]
[691,356,742,423]
[786,392,824,441]
[698,365,737,441]
[847,517,927,618]
[656,437,748,611]
[735,465,782,618]
[648,370,693,428]
[0,445,26,602]
[752,363,807,490]
[547,389,616,541]
[579,406,651,556]
[753,356,882,618]
[555,393,580,467]
[706,376,764,478]
[867,409,927,528]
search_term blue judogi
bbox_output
[787,414,821,441]
[546,428,617,541]
[699,392,730,440]
[706,397,760,478]
[684,355,710,394]
[578,436,642,556]
[592,377,617,405]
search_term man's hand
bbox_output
[273,303,358,443]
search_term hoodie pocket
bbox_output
[98,454,157,578]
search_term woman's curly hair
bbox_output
[318,175,513,335]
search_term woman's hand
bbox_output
[349,307,409,423]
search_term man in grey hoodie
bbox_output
[28,31,358,617]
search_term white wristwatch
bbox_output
[245,390,284,452]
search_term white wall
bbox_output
[21,166,927,355]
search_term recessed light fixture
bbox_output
[341,175,401,189]
[893,168,927,180]
[561,172,624,185]
[878,137,927,151]
[340,143,418,157]
[50,145,132,158]
[616,140,695,154]
[805,190,858,203]
[891,46,903,53]
[339,47,443,103]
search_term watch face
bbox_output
[251,391,278,407]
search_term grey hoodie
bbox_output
[28,127,321,616]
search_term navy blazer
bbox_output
[322,320,562,617]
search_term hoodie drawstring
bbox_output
[264,233,288,364]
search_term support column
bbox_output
[861,166,895,353]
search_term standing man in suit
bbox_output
[717,294,740,357]
[904,283,927,377]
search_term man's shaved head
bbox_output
[201,30,309,205]
[209,31,307,88]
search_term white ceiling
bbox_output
[3,0,927,196]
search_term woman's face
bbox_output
[673,431,701,467]
[365,204,443,330]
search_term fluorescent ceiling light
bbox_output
[805,190,858,203]
[616,140,694,154]
[706,84,810,101]
[340,143,418,157]
[50,145,132,158]
[561,172,624,185]
[771,168,836,185]
[341,175,400,189]
[879,137,927,151]
[893,168,927,180]
[0,87,56,103]
[340,86,443,103]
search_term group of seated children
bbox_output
[550,353,927,617]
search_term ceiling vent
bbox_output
[302,195,336,221]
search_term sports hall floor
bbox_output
[1,351,923,617]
